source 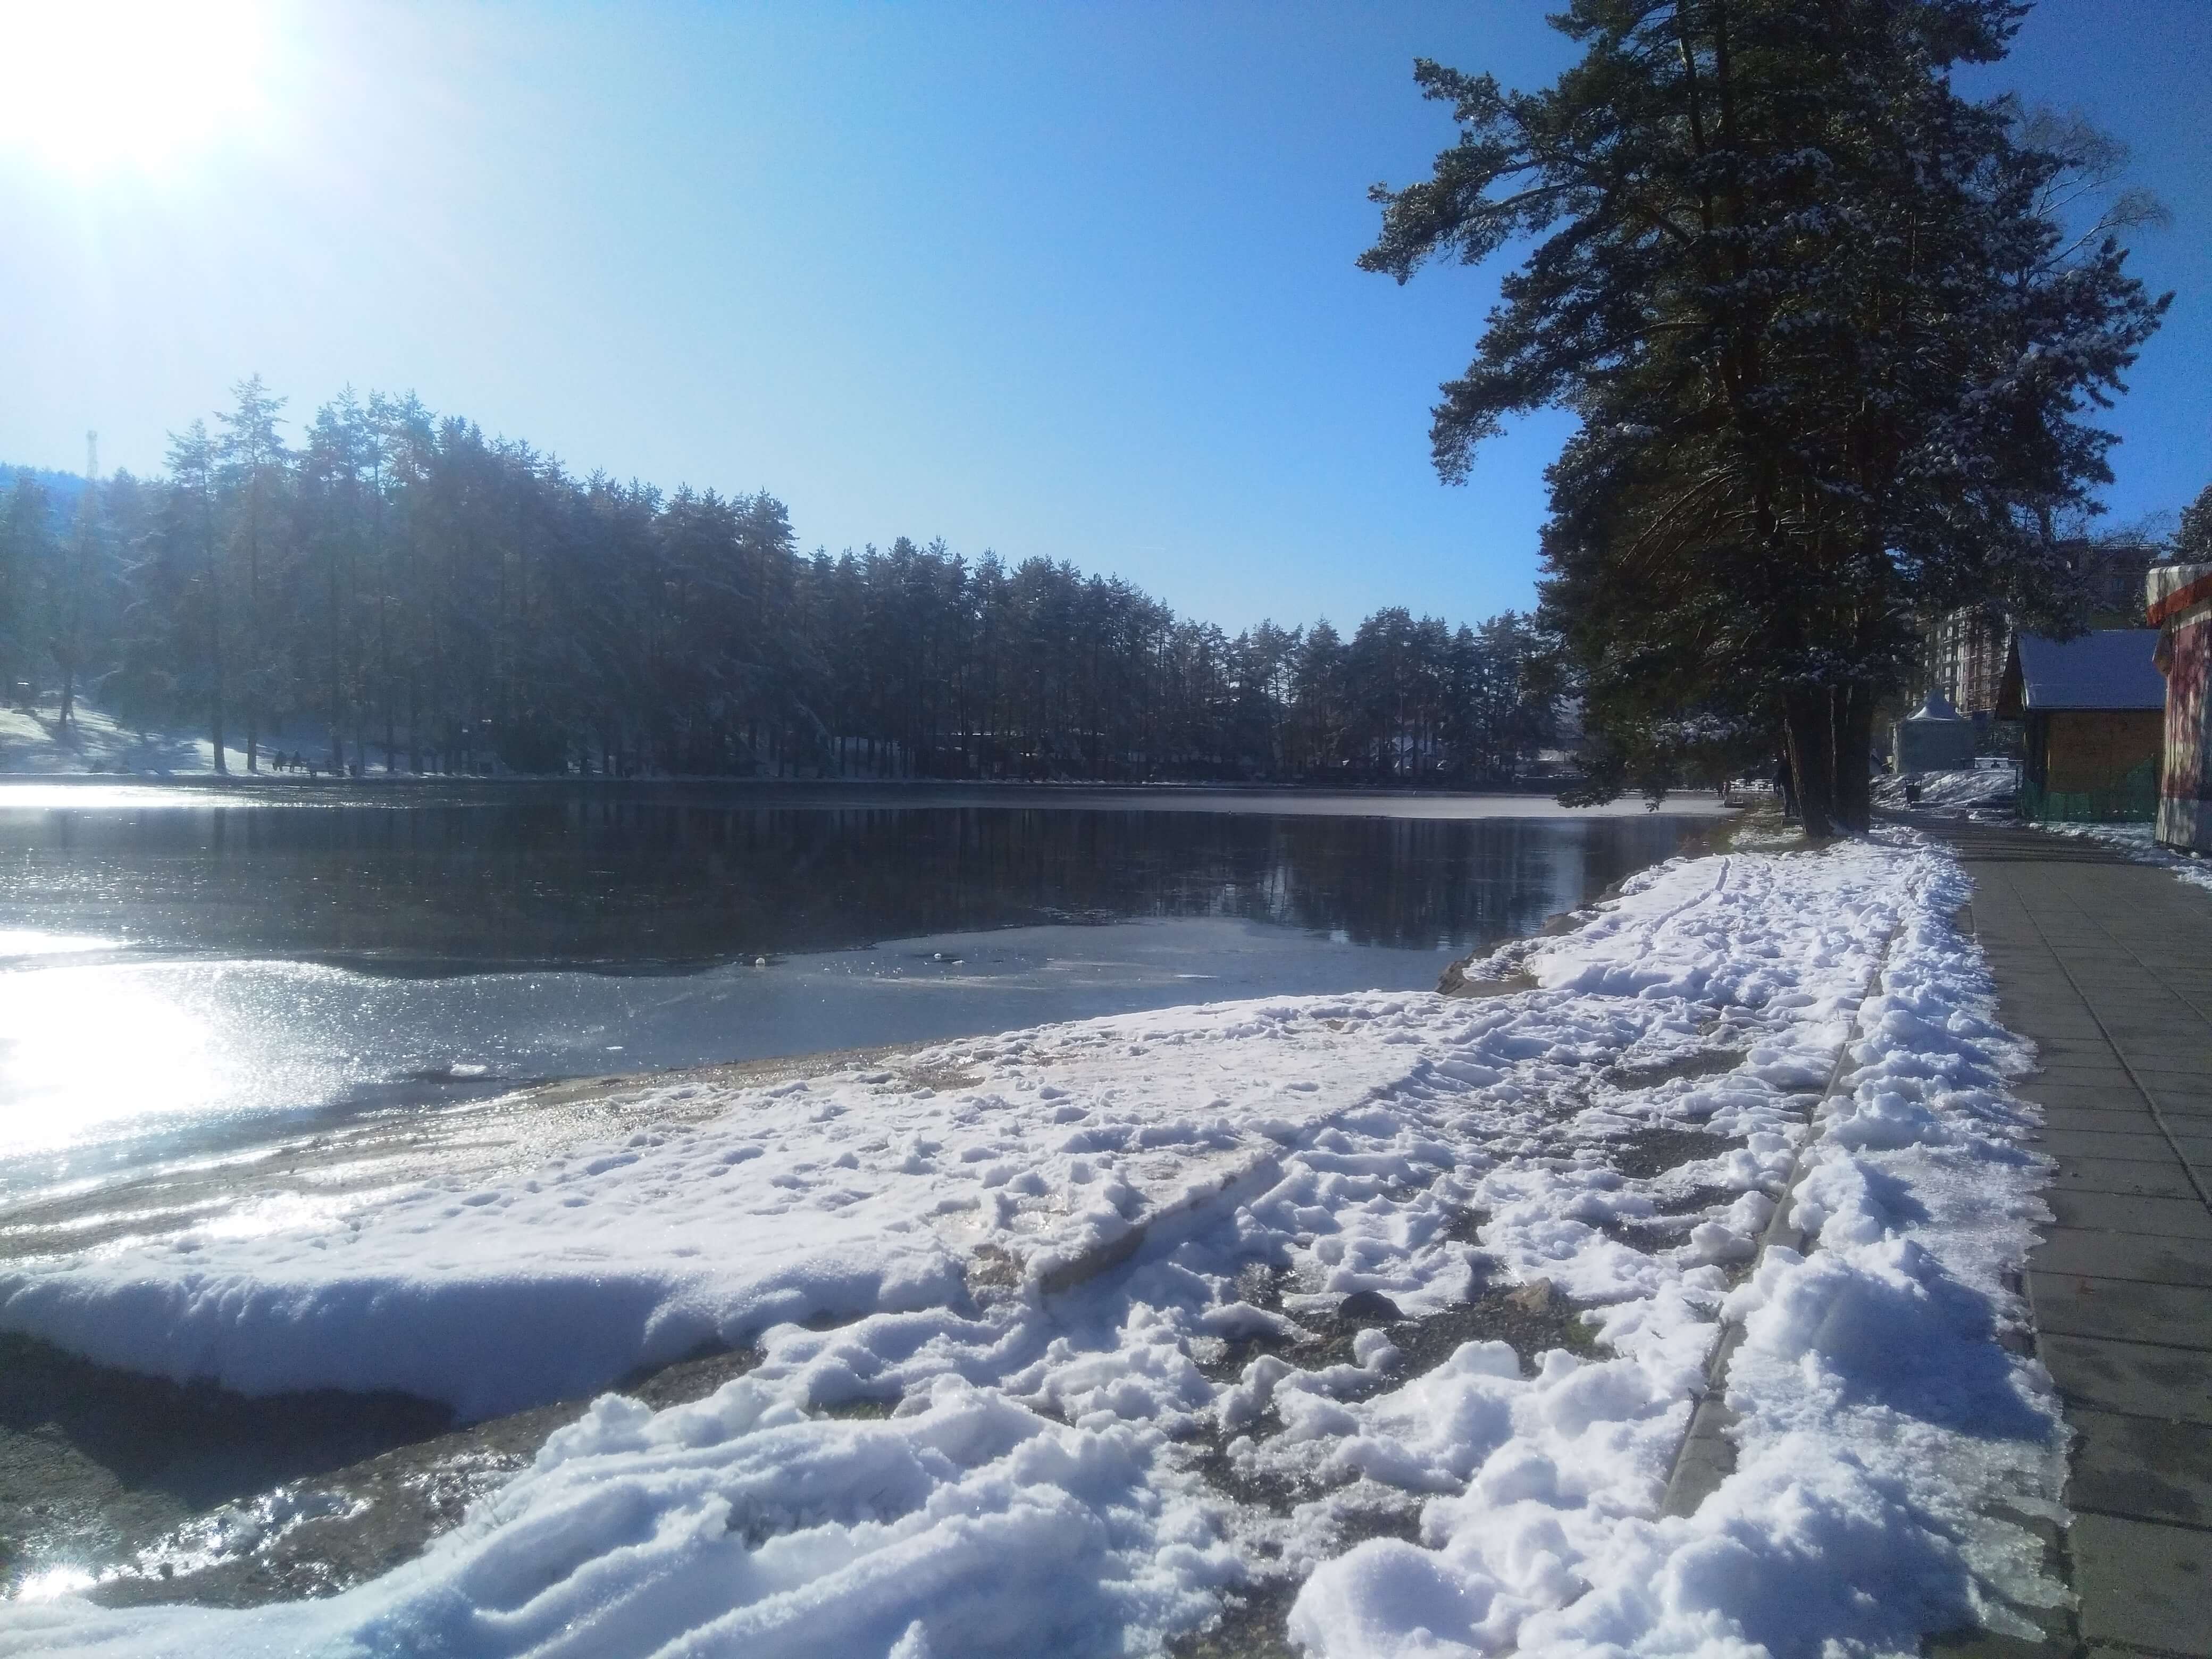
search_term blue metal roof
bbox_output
[2014,630,2164,711]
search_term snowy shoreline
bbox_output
[0,832,2067,1657]
[0,703,1732,812]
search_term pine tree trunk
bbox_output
[1782,688,1840,837]
[1834,684,1875,833]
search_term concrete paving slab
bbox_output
[2029,1087,2154,1110]
[1996,976,2100,993]
[2033,1036,2159,1066]
[2089,988,2207,1010]
[2035,1106,2167,1137]
[2035,1127,2189,1161]
[2045,1191,2212,1239]
[2151,976,2212,1003]
[2031,1063,2146,1089]
[2029,1271,2212,1346]
[2005,1015,2115,1041]
[2097,1024,2212,1050]
[2106,1062,2212,1086]
[2070,1513,2212,1655]
[2036,1097,2166,1126]
[1913,817,2212,1654]
[2007,978,2120,1000]
[2084,992,2203,1013]
[2102,1009,2205,1032]
[2044,1158,2204,1201]
[2110,1051,2212,1078]
[2022,1083,2158,1112]
[2066,1061,2212,1090]
[2029,1088,2143,1113]
[2021,1070,2140,1092]
[2032,1228,2212,1287]
[2067,1407,2212,1528]
[2041,1333,2212,1423]
[2077,984,2186,1002]
[2141,1083,2212,1119]
[2055,995,2164,1015]
[2152,1107,2212,1134]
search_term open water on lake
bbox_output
[0,781,1725,1198]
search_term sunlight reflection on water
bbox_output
[0,918,1443,1165]
[0,962,235,1155]
[0,790,1725,1192]
[0,929,121,959]
[10,1564,99,1602]
[0,785,263,811]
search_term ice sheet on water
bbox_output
[0,835,2065,1657]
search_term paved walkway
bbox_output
[1925,819,2212,1657]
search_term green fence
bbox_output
[2018,759,2158,824]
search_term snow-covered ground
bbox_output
[1871,766,2018,810]
[0,705,252,775]
[0,833,2065,1658]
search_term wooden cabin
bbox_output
[1997,630,2164,799]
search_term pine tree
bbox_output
[160,422,229,770]
[1363,0,2167,832]
[0,472,52,702]
[76,376,1568,784]
[2176,484,2212,567]
[216,375,287,772]
[52,445,102,734]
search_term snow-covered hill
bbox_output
[0,705,252,776]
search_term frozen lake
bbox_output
[0,780,1725,1202]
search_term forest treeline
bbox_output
[0,380,1555,781]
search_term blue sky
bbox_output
[1,1,2203,633]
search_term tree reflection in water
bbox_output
[0,784,1717,974]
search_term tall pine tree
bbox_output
[1363,0,2166,832]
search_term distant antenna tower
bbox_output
[86,430,97,480]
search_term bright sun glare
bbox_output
[0,0,272,180]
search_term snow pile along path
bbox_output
[1871,766,2018,809]
[0,834,2065,1658]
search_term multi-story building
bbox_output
[1928,605,2012,718]
[1924,539,2162,722]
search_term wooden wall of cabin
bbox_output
[2042,709,2164,794]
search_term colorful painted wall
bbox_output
[2147,562,2212,851]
